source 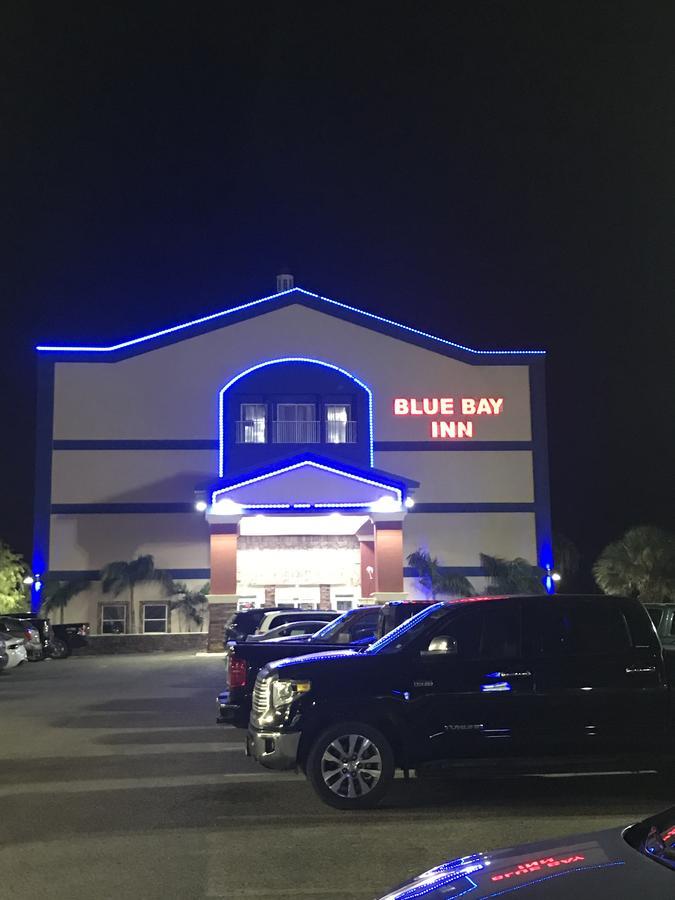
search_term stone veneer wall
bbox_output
[78,633,208,655]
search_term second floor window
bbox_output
[239,403,267,443]
[275,403,319,443]
[325,403,354,443]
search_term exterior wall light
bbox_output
[551,572,562,582]
[23,575,35,586]
[194,500,208,512]
[369,496,402,513]
[404,497,415,509]
[211,498,243,514]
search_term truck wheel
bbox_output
[306,721,394,809]
[49,638,71,659]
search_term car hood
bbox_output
[377,824,674,899]
[263,649,360,678]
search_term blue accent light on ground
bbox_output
[217,357,374,475]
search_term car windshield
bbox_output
[625,806,675,871]
[367,603,447,654]
[310,608,371,643]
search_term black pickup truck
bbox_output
[217,601,435,727]
[247,593,675,808]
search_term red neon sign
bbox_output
[393,397,505,440]
[490,854,585,882]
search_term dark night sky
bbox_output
[2,3,673,587]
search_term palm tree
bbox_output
[100,555,173,634]
[41,576,91,623]
[169,581,209,632]
[480,553,545,595]
[593,525,675,603]
[407,550,474,599]
[552,532,581,585]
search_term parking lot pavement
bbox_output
[0,654,672,900]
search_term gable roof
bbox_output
[36,285,545,364]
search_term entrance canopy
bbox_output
[199,453,417,515]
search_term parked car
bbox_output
[224,607,332,643]
[250,609,339,638]
[377,805,675,898]
[1,633,28,670]
[0,637,8,671]
[218,602,435,727]
[248,621,335,642]
[8,613,90,658]
[644,603,675,647]
[247,593,675,808]
[50,622,91,658]
[0,617,43,660]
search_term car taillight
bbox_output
[228,657,247,689]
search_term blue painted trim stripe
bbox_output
[411,503,535,513]
[403,566,486,577]
[51,439,533,452]
[375,441,533,452]
[53,439,217,450]
[50,501,535,515]
[48,569,211,581]
[51,503,196,514]
[32,359,54,611]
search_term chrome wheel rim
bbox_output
[320,733,382,798]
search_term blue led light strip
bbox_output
[211,459,401,505]
[218,358,374,475]
[36,286,545,356]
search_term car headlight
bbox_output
[271,679,311,710]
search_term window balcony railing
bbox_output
[273,420,321,444]
[236,421,266,444]
[326,420,357,444]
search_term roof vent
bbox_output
[276,270,294,292]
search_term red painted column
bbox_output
[373,523,404,593]
[210,523,238,595]
[360,540,376,597]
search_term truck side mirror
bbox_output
[422,635,458,656]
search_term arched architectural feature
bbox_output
[218,357,374,477]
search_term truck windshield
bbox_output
[310,608,378,644]
[367,603,447,654]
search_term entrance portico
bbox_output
[198,453,416,650]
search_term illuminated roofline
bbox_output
[35,285,545,355]
[211,459,402,505]
[218,357,374,476]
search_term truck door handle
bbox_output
[625,666,656,674]
[486,671,532,679]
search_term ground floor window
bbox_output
[143,604,168,633]
[101,604,127,634]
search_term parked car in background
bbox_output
[250,609,339,639]
[247,594,675,808]
[1,633,28,670]
[644,603,675,648]
[50,622,91,658]
[224,607,319,643]
[218,602,435,727]
[9,613,52,659]
[0,617,42,661]
[377,806,675,898]
[249,621,334,642]
[0,637,8,671]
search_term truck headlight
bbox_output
[271,679,311,710]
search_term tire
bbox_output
[49,638,71,659]
[305,721,394,809]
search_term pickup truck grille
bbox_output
[252,676,271,721]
